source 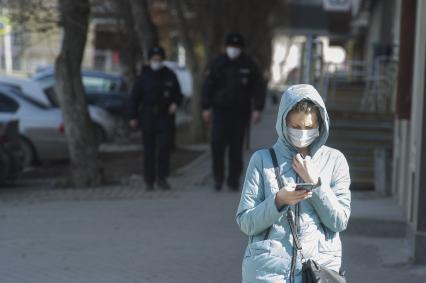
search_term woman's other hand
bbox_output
[168,103,178,114]
[275,183,312,207]
[292,154,319,184]
[202,110,211,124]
[251,110,261,124]
[129,119,138,129]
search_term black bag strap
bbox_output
[269,148,285,189]
[287,209,302,250]
[269,148,303,283]
[264,148,303,250]
[263,148,284,240]
[289,204,300,283]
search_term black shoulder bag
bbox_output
[268,148,346,283]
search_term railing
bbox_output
[320,57,398,113]
[362,56,399,113]
[319,60,368,102]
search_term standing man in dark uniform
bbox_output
[202,33,266,191]
[129,46,183,190]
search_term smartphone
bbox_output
[295,183,315,192]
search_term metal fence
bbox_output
[362,56,399,113]
[320,57,398,113]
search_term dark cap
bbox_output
[148,46,166,59]
[224,33,245,47]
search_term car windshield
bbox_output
[34,75,55,89]
[82,76,117,93]
[37,75,121,93]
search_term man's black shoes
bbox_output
[157,179,171,190]
[146,183,155,191]
[227,180,240,192]
[228,184,239,192]
[213,182,239,191]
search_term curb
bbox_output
[345,217,407,238]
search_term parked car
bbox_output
[33,64,195,113]
[0,114,24,182]
[0,85,116,166]
[32,68,130,117]
[0,75,52,106]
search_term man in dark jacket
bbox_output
[202,33,266,191]
[129,46,183,190]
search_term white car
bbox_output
[0,77,116,166]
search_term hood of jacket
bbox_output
[274,84,330,159]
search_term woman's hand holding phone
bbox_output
[275,183,313,208]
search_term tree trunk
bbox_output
[55,0,102,187]
[119,41,139,89]
[129,0,159,63]
[113,0,142,88]
[200,0,225,61]
[236,0,279,80]
[174,0,206,142]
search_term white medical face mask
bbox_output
[226,47,242,60]
[150,61,163,71]
[287,127,319,148]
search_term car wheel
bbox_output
[19,137,36,167]
[93,124,107,146]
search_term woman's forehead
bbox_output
[286,111,318,124]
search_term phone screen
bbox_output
[295,183,314,192]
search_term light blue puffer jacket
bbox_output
[236,84,351,283]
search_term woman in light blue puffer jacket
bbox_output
[236,84,351,283]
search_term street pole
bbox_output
[0,10,13,74]
[303,34,314,84]
[4,24,12,74]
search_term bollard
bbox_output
[374,147,392,195]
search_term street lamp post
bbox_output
[0,12,13,74]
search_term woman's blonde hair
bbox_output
[287,99,322,128]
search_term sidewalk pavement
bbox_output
[342,191,426,282]
[0,102,425,282]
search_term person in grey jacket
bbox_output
[236,84,351,282]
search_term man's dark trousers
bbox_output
[141,111,173,185]
[211,109,249,189]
